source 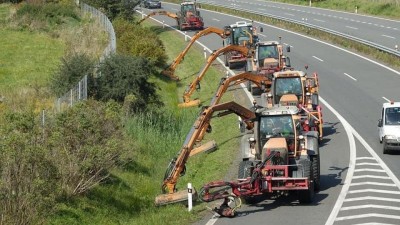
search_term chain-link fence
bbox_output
[55,1,116,112]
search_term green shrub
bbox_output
[50,53,95,96]
[113,17,167,67]
[82,0,140,20]
[94,54,162,112]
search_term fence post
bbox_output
[187,183,193,212]
[203,48,207,59]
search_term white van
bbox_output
[378,101,400,154]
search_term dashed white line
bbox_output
[212,18,220,22]
[258,33,266,37]
[346,25,359,30]
[343,72,357,81]
[381,34,396,39]
[352,223,398,225]
[341,204,400,211]
[382,96,391,102]
[312,56,324,62]
[314,18,325,23]
[284,13,295,16]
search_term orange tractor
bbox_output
[137,1,203,31]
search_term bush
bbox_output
[94,54,162,112]
[0,106,58,225]
[113,17,167,67]
[47,100,130,197]
[82,0,140,20]
[50,53,96,96]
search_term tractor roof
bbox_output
[257,41,280,46]
[230,21,252,28]
[259,105,299,116]
[273,70,305,78]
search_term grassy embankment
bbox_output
[166,0,400,69]
[48,16,241,225]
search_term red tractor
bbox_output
[177,1,204,31]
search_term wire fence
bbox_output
[55,1,116,112]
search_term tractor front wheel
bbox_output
[297,159,314,204]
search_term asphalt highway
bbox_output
[139,3,400,224]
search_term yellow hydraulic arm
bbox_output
[179,45,251,107]
[162,27,229,80]
[155,101,256,206]
[137,11,178,24]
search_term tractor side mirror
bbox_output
[259,27,263,33]
[286,46,290,52]
[378,119,383,127]
[285,57,291,68]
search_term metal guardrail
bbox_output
[197,1,400,57]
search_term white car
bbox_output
[378,101,400,154]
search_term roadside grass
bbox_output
[48,20,241,225]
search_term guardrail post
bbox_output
[162,20,165,28]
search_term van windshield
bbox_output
[385,107,400,125]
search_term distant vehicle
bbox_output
[141,0,161,9]
[378,101,400,154]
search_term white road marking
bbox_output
[348,189,400,195]
[258,33,266,37]
[344,72,357,81]
[352,223,397,225]
[381,34,396,39]
[346,25,359,30]
[350,182,396,187]
[335,213,400,221]
[356,162,379,166]
[314,18,325,23]
[356,157,375,160]
[345,196,400,203]
[354,168,385,173]
[353,175,391,179]
[341,204,400,211]
[212,18,220,22]
[284,13,294,16]
[312,56,324,62]
[382,96,391,102]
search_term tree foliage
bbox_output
[113,17,167,67]
[94,54,162,112]
[82,0,140,20]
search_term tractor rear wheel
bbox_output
[247,81,251,92]
[297,159,314,204]
[311,155,320,192]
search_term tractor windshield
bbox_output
[258,44,278,67]
[385,107,400,125]
[274,77,302,103]
[182,3,195,12]
[259,115,294,147]
[232,26,252,45]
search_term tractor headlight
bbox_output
[384,135,397,140]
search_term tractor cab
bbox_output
[226,21,258,46]
[180,1,198,17]
[256,42,279,68]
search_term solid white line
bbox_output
[381,34,396,39]
[345,196,400,203]
[354,168,385,172]
[382,96,391,102]
[335,213,400,221]
[348,189,400,195]
[341,204,400,211]
[345,25,359,30]
[321,97,356,225]
[353,175,390,179]
[284,13,295,16]
[312,56,324,62]
[350,182,396,187]
[343,72,357,81]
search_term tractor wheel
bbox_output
[297,159,314,204]
[224,55,229,67]
[311,155,320,192]
[238,161,253,179]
